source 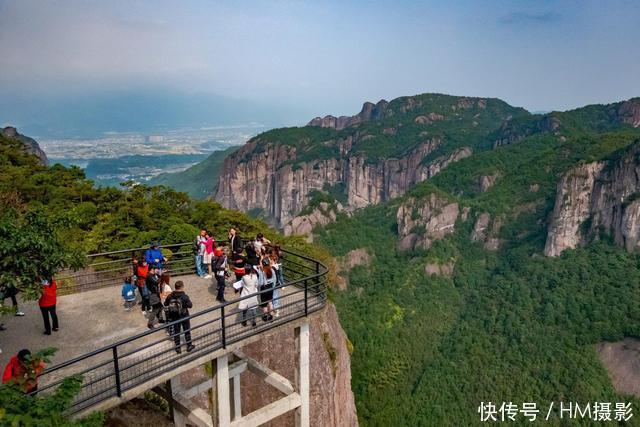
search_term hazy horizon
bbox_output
[1,0,639,136]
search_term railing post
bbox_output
[221,305,227,348]
[112,346,122,397]
[304,279,308,316]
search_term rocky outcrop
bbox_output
[396,194,459,251]
[470,212,503,251]
[284,202,346,240]
[414,113,444,125]
[1,126,48,165]
[612,98,640,127]
[545,141,640,256]
[494,115,562,148]
[544,163,603,256]
[215,136,471,227]
[424,262,454,277]
[340,248,372,271]
[477,174,499,192]
[308,100,389,130]
[241,304,358,427]
[419,148,472,179]
[596,338,640,398]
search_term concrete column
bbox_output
[170,376,188,427]
[216,354,231,427]
[295,322,310,427]
[230,374,241,420]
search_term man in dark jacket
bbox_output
[212,247,228,302]
[145,265,164,329]
[164,281,194,354]
[229,228,242,260]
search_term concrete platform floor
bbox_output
[0,275,241,372]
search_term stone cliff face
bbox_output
[470,212,503,251]
[240,304,358,427]
[308,100,390,130]
[215,135,471,228]
[396,194,460,251]
[545,141,640,256]
[613,98,640,127]
[1,126,49,165]
[283,202,347,241]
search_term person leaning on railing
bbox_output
[269,248,284,318]
[145,242,166,274]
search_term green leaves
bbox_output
[0,207,85,302]
[0,348,104,426]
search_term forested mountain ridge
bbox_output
[178,92,640,424]
[213,94,640,235]
[306,96,640,424]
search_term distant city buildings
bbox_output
[145,135,165,143]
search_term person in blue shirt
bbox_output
[121,276,137,311]
[145,242,166,273]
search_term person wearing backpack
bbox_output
[164,281,194,354]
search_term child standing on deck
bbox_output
[121,276,137,311]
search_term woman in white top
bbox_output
[238,267,259,327]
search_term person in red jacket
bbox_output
[39,279,58,335]
[2,349,45,393]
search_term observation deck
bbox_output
[0,243,328,426]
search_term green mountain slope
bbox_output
[241,94,530,165]
[312,99,640,425]
[148,146,240,199]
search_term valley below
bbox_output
[40,124,264,186]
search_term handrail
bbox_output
[35,243,328,415]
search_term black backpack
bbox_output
[167,294,187,317]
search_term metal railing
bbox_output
[35,246,328,415]
[56,243,196,295]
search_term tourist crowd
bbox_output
[1,228,287,390]
[122,229,286,354]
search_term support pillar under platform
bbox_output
[160,321,311,427]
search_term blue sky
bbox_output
[0,0,638,117]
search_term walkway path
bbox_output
[1,275,248,371]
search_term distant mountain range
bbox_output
[147,146,240,199]
[0,89,312,138]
